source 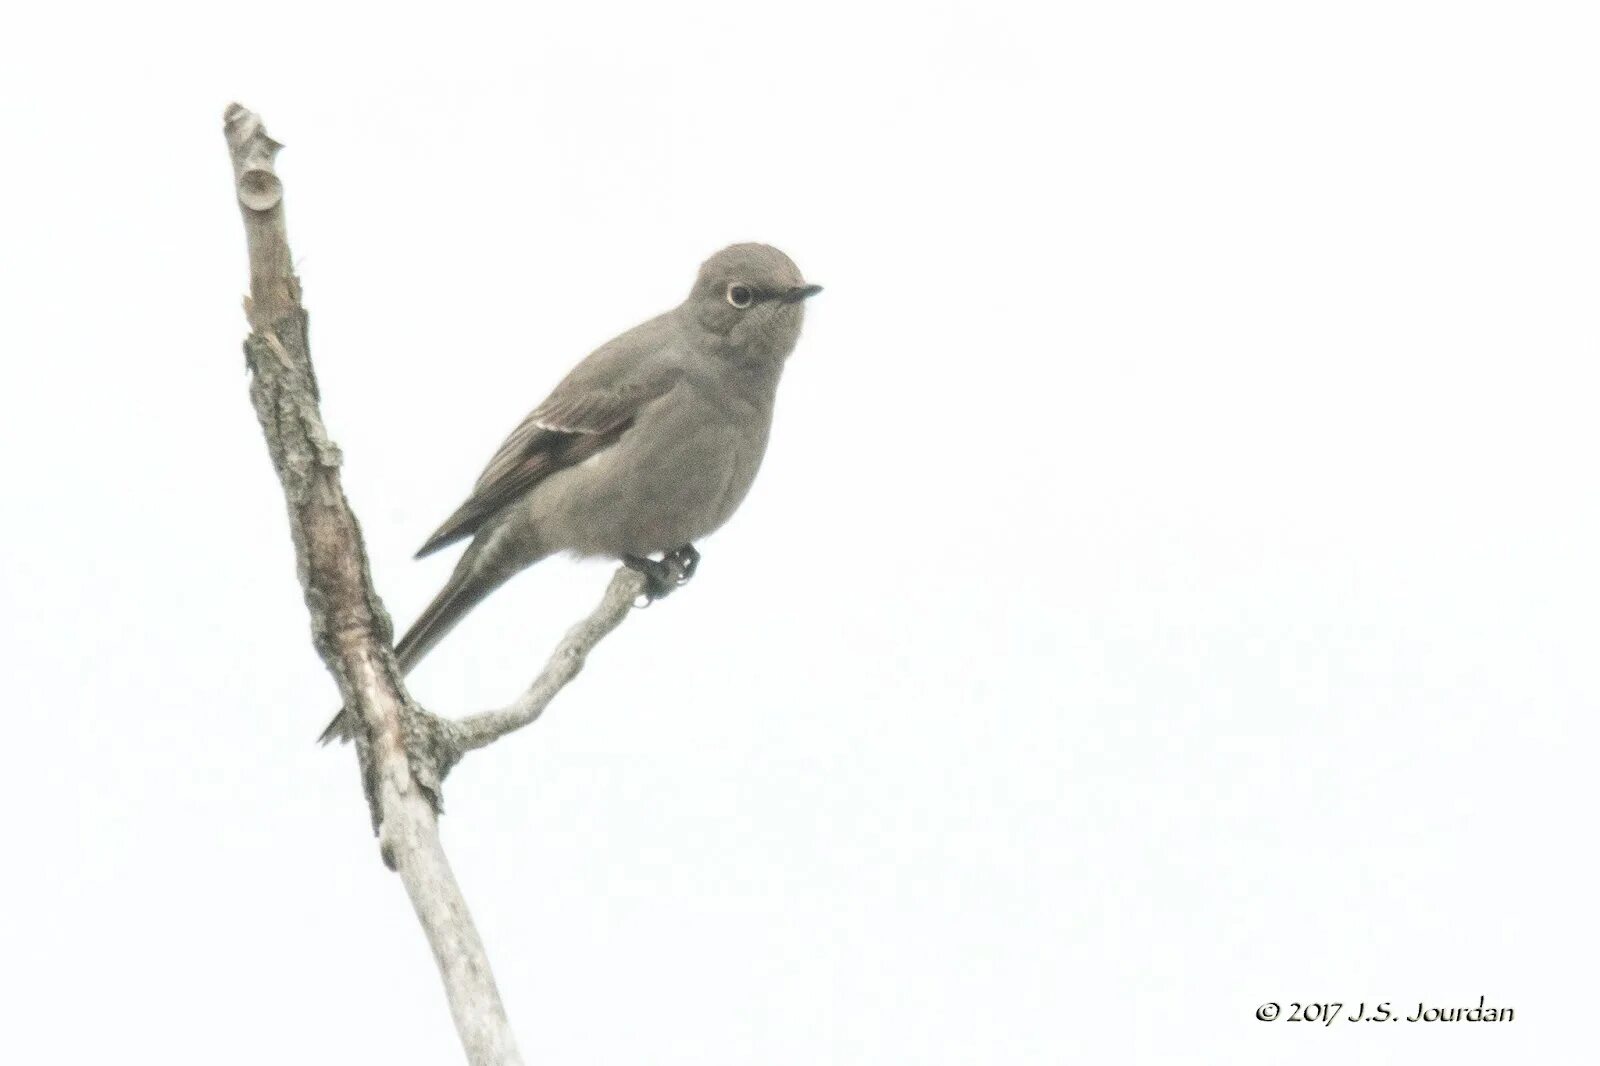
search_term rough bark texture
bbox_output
[224,103,520,1066]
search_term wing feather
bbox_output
[415,316,683,558]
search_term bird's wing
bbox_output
[415,316,684,558]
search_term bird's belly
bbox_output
[545,413,768,558]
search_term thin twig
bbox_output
[453,567,651,751]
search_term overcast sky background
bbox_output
[2,2,1596,1063]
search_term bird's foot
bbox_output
[623,544,700,603]
[666,543,701,583]
[624,553,679,601]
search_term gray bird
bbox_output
[321,243,820,742]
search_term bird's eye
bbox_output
[726,283,754,309]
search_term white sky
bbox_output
[3,2,1596,1063]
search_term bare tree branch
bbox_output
[223,103,521,1066]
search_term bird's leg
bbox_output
[667,543,700,584]
[623,554,678,601]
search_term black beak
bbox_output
[781,284,824,303]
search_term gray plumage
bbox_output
[321,243,819,742]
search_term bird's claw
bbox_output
[667,544,700,584]
[624,554,679,602]
[624,544,701,604]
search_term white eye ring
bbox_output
[726,283,754,309]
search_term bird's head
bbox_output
[684,243,821,360]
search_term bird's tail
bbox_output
[317,543,507,744]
